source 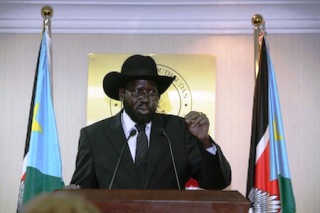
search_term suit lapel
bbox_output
[108,112,141,188]
[109,112,167,188]
[145,114,166,188]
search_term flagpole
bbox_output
[251,14,264,77]
[41,6,54,97]
[41,6,53,36]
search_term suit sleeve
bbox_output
[70,128,99,188]
[197,138,231,189]
[186,133,231,189]
[162,114,231,190]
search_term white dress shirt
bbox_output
[121,110,151,161]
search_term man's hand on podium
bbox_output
[64,184,81,189]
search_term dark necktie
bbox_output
[135,123,148,187]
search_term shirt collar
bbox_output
[121,110,151,136]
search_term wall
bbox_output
[0,33,319,212]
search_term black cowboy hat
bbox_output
[103,55,176,100]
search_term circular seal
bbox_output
[109,64,192,117]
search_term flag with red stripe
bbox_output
[246,36,296,212]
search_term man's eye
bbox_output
[149,90,157,95]
[136,90,145,95]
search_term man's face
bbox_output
[119,80,159,123]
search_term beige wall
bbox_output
[0,33,319,212]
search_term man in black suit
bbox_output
[70,55,231,190]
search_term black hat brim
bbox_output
[103,71,176,100]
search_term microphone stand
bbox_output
[160,128,181,190]
[109,129,137,189]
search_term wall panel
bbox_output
[0,33,319,212]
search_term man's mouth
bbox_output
[136,103,152,114]
[137,107,150,115]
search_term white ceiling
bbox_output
[0,0,319,34]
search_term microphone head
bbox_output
[159,128,166,135]
[129,129,137,136]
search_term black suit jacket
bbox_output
[70,111,231,189]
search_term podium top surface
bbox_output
[62,189,249,203]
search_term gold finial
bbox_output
[41,5,53,20]
[251,14,264,28]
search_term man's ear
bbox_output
[119,88,125,101]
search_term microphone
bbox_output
[109,129,137,189]
[160,128,181,190]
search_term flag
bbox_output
[17,27,64,212]
[246,36,296,212]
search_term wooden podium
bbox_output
[60,189,250,213]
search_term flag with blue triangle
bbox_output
[246,35,296,213]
